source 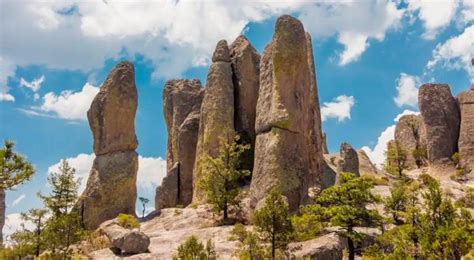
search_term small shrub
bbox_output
[362,173,389,186]
[174,209,183,216]
[329,156,337,166]
[451,152,461,165]
[291,211,322,241]
[173,236,216,260]
[116,213,140,229]
[189,203,198,209]
[230,223,248,242]
[450,168,468,182]
[457,187,474,208]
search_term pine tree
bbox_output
[384,140,408,177]
[0,140,35,244]
[139,197,149,219]
[20,208,48,257]
[303,173,382,260]
[384,179,409,225]
[252,188,293,259]
[198,135,250,222]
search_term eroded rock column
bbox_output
[81,61,138,229]
[394,114,427,168]
[457,86,474,170]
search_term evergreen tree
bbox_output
[0,140,35,244]
[384,179,409,225]
[384,140,407,177]
[302,173,381,260]
[252,188,293,259]
[173,235,216,260]
[198,135,250,221]
[20,208,48,257]
[139,197,149,219]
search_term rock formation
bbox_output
[357,149,379,176]
[192,40,235,203]
[100,219,150,254]
[0,189,4,244]
[230,35,260,172]
[156,80,204,209]
[81,61,139,229]
[457,85,474,170]
[250,15,324,211]
[322,133,329,154]
[337,143,359,176]
[394,114,427,168]
[418,84,460,164]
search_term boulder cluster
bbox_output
[156,15,325,212]
[395,83,474,171]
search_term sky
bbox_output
[0,0,473,241]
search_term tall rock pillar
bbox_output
[155,80,204,209]
[457,86,474,170]
[81,61,139,229]
[250,15,324,211]
[192,40,235,203]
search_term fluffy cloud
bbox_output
[11,194,26,207]
[300,1,404,65]
[394,73,421,107]
[19,75,45,92]
[20,83,100,120]
[321,95,355,122]
[406,0,458,40]
[3,213,34,243]
[427,25,474,82]
[0,0,406,89]
[0,93,15,102]
[0,56,16,102]
[47,153,166,194]
[361,109,419,167]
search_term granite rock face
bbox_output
[0,189,4,244]
[395,114,427,168]
[100,220,150,254]
[337,143,359,176]
[156,80,204,209]
[457,86,474,170]
[193,40,235,203]
[250,15,324,211]
[81,62,139,229]
[88,62,138,156]
[357,149,379,176]
[419,84,460,164]
[230,35,260,172]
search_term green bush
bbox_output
[450,168,468,182]
[230,223,247,242]
[451,152,461,165]
[291,211,322,241]
[457,187,474,208]
[116,213,140,229]
[173,236,216,260]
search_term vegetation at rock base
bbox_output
[0,160,85,258]
[291,207,323,241]
[198,135,250,222]
[412,146,427,168]
[384,140,408,177]
[252,187,294,259]
[173,235,217,260]
[116,213,140,229]
[299,172,382,260]
[364,174,474,259]
[0,140,35,245]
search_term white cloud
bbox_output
[3,213,34,242]
[0,93,15,102]
[47,153,166,194]
[427,25,474,82]
[321,95,355,122]
[19,75,45,92]
[459,0,474,25]
[26,82,100,120]
[300,0,404,65]
[11,194,26,207]
[394,73,421,107]
[361,109,419,167]
[406,0,458,39]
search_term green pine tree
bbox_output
[198,135,250,222]
[20,208,48,257]
[384,140,408,177]
[252,188,293,259]
[139,197,149,219]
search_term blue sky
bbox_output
[0,0,473,239]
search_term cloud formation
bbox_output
[394,73,421,107]
[19,75,45,92]
[321,95,355,122]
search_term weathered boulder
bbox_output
[230,35,260,172]
[394,114,427,168]
[290,233,345,260]
[157,80,203,208]
[457,86,474,170]
[337,143,359,176]
[81,151,138,229]
[100,220,150,254]
[419,84,460,164]
[81,61,139,230]
[193,40,235,203]
[322,133,329,154]
[88,61,138,156]
[250,15,323,211]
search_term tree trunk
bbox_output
[0,189,5,246]
[223,204,228,221]
[271,234,275,260]
[347,237,355,260]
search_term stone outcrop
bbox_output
[394,114,427,168]
[357,149,379,176]
[100,220,150,254]
[192,40,235,203]
[81,61,139,229]
[337,143,359,176]
[0,189,4,244]
[419,84,460,164]
[290,233,345,260]
[156,80,204,209]
[250,15,324,211]
[322,133,329,154]
[457,86,474,171]
[230,35,260,172]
